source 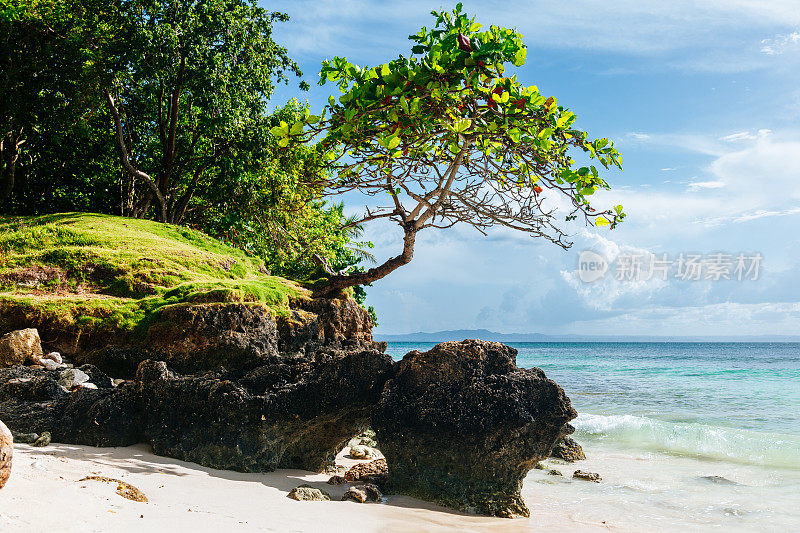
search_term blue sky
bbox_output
[265,1,800,335]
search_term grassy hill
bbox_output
[0,213,308,336]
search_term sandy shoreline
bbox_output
[4,439,792,532]
[1,442,586,533]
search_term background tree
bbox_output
[276,4,625,297]
[0,0,123,209]
[103,0,307,223]
[193,100,375,282]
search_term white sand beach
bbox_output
[4,439,796,532]
[0,442,537,533]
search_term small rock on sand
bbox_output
[342,483,382,503]
[287,485,331,501]
[573,470,601,482]
[58,368,89,389]
[348,445,375,459]
[33,432,51,447]
[12,432,39,444]
[79,476,148,502]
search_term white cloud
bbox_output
[274,0,800,73]
[687,180,726,192]
[561,231,669,310]
[720,129,772,142]
[761,31,800,55]
[594,130,800,237]
[623,132,728,156]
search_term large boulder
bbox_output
[72,297,386,378]
[372,339,577,518]
[0,328,43,367]
[137,346,392,473]
[0,419,11,489]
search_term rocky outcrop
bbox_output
[140,303,280,374]
[75,297,383,378]
[551,435,585,462]
[0,312,581,518]
[0,419,11,489]
[138,346,392,472]
[0,365,141,447]
[0,345,392,473]
[372,339,577,518]
[0,328,43,367]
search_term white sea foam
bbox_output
[573,413,800,469]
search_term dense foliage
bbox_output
[0,0,373,301]
[275,4,624,295]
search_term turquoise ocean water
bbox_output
[384,342,800,470]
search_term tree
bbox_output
[0,0,130,212]
[0,0,112,207]
[192,100,373,280]
[274,4,625,297]
[103,0,306,224]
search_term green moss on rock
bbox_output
[0,213,308,338]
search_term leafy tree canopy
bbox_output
[275,4,625,296]
[104,0,307,224]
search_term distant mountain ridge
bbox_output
[374,329,800,343]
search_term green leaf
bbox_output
[290,122,304,135]
[453,118,472,133]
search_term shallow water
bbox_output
[385,342,800,530]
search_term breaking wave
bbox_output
[573,413,800,469]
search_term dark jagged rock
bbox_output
[138,346,392,473]
[372,339,577,518]
[77,364,114,389]
[573,470,601,482]
[278,297,383,355]
[143,303,280,373]
[342,483,382,503]
[0,366,141,447]
[73,297,385,378]
[550,435,586,462]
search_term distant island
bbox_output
[374,329,800,343]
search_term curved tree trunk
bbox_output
[104,89,169,222]
[314,223,417,297]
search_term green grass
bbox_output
[0,213,308,335]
